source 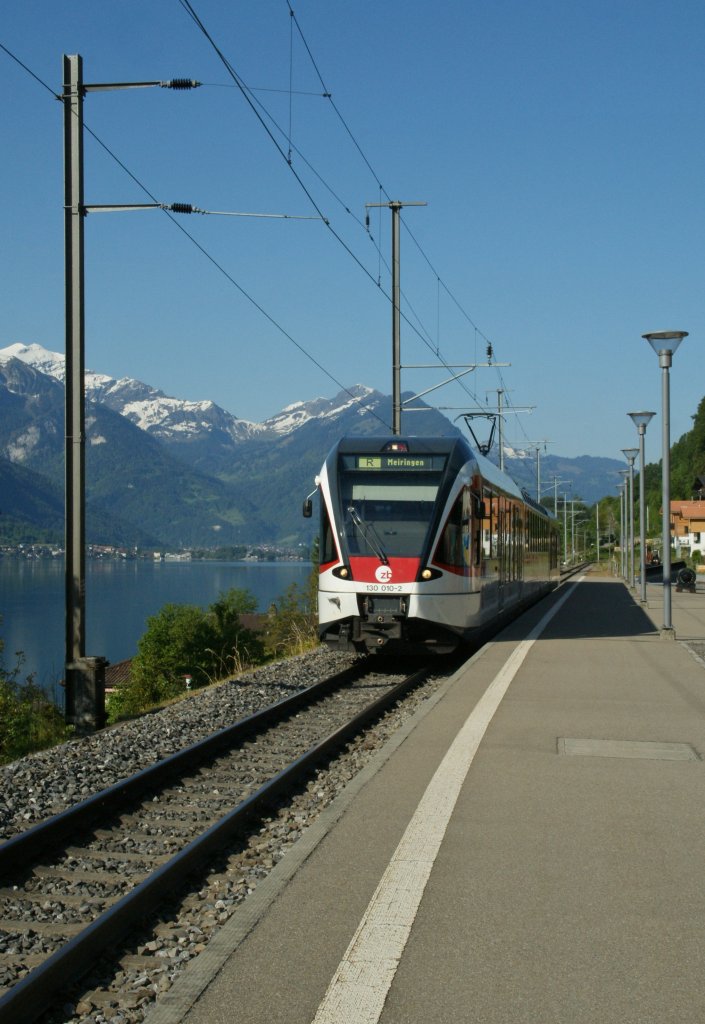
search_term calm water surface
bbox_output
[0,559,311,690]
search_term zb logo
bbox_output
[375,565,393,583]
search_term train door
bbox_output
[498,496,512,602]
[483,486,499,587]
[472,488,484,577]
[511,501,523,582]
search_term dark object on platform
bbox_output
[676,567,697,593]
[645,560,685,582]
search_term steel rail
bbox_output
[0,661,365,875]
[0,665,430,1024]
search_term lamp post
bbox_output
[628,412,655,603]
[622,448,639,589]
[642,331,688,638]
[618,472,629,578]
[561,492,570,565]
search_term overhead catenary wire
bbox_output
[3,12,522,441]
[177,0,493,417]
[78,131,393,431]
[0,39,392,431]
[185,11,486,412]
[284,2,507,416]
[286,3,506,398]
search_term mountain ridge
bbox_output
[0,343,625,547]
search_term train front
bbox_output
[314,436,459,654]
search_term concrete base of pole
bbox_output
[65,656,108,733]
[659,627,677,641]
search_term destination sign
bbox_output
[347,454,445,472]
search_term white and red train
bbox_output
[305,435,560,654]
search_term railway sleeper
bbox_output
[30,865,131,886]
[61,846,172,865]
[0,953,46,970]
[0,888,106,909]
[0,918,84,937]
[91,826,199,844]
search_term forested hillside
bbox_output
[643,396,705,516]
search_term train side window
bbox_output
[484,488,497,558]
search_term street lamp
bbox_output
[622,448,639,589]
[618,472,629,578]
[614,483,625,576]
[628,412,655,603]
[642,330,688,637]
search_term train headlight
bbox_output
[333,566,351,579]
[418,567,443,581]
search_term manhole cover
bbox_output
[558,738,699,761]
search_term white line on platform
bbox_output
[310,579,582,1024]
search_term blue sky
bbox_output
[1,0,703,461]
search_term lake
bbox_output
[0,558,312,694]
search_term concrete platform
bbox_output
[146,571,705,1024]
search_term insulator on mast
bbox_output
[161,79,201,90]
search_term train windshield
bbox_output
[338,454,446,558]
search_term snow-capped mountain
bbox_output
[0,343,269,444]
[264,385,376,435]
[0,342,411,545]
[0,343,382,448]
[0,341,627,547]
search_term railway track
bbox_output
[0,660,434,1024]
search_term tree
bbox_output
[113,588,267,717]
[205,588,264,674]
[121,603,217,712]
[0,622,68,764]
[264,545,319,659]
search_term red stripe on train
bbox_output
[348,557,421,583]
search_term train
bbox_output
[304,434,560,655]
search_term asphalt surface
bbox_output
[146,569,705,1024]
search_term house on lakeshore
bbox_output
[670,482,705,559]
[104,659,133,695]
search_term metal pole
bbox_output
[63,54,87,719]
[536,447,541,502]
[366,200,425,435]
[62,55,108,734]
[621,483,627,578]
[498,389,505,472]
[642,331,687,636]
[391,202,401,435]
[629,461,635,587]
[618,484,625,577]
[638,427,647,601]
[629,414,655,603]
[60,57,199,730]
[661,357,673,632]
[622,451,638,589]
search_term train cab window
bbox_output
[434,490,471,571]
[339,477,442,558]
[344,484,438,557]
[320,500,339,567]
